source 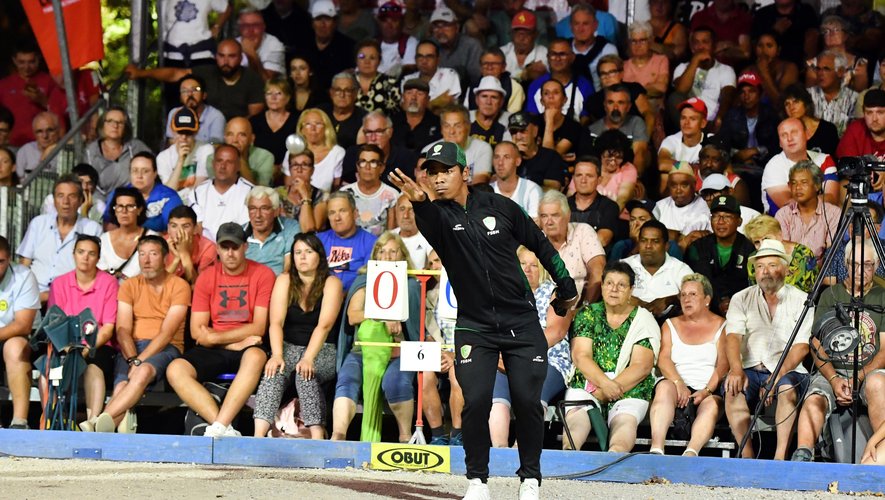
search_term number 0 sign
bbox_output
[365,260,409,321]
[436,268,458,320]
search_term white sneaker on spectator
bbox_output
[462,478,490,500]
[117,410,137,434]
[223,425,241,437]
[94,413,115,433]
[204,422,228,438]
[519,478,540,500]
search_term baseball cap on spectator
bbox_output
[376,1,403,19]
[678,97,708,117]
[311,0,337,19]
[403,78,430,93]
[171,107,199,135]
[430,7,457,24]
[474,76,505,96]
[709,195,741,215]
[865,89,885,108]
[737,71,762,88]
[216,222,247,246]
[511,10,536,30]
[702,134,730,152]
[670,161,696,180]
[508,111,536,131]
[700,173,730,193]
[424,141,466,172]
[626,199,656,214]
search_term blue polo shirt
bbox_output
[244,217,301,276]
[17,214,102,292]
[103,182,183,232]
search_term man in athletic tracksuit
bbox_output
[390,142,578,500]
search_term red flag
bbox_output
[21,0,104,76]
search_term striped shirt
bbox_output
[808,86,859,136]
[775,199,841,262]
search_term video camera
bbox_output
[839,156,885,203]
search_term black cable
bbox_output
[547,451,649,480]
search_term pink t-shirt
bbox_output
[47,270,119,328]
[557,222,605,293]
[623,54,669,96]
[597,162,638,203]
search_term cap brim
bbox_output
[216,237,245,246]
[423,159,459,173]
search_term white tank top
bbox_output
[666,318,724,390]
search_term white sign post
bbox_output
[364,260,409,321]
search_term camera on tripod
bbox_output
[838,156,885,203]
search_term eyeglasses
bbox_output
[247,205,275,213]
[289,162,313,171]
[114,204,139,212]
[549,51,570,59]
[332,87,357,95]
[630,38,649,44]
[821,28,844,35]
[602,151,624,160]
[302,122,324,129]
[105,119,126,126]
[357,159,383,168]
[603,281,630,291]
[852,262,877,272]
[180,87,202,95]
[712,213,736,222]
[364,128,389,136]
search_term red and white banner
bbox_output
[21,0,104,76]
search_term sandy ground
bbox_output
[0,457,873,500]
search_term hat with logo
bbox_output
[403,78,430,93]
[424,141,466,171]
[678,97,708,117]
[669,161,696,180]
[625,198,656,214]
[474,76,505,96]
[216,222,247,246]
[376,1,403,19]
[430,6,456,24]
[737,71,762,88]
[749,238,790,265]
[508,111,536,131]
[171,107,199,134]
[700,173,730,193]
[865,88,885,108]
[511,9,536,30]
[311,0,337,19]
[710,194,741,215]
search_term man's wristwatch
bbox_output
[128,357,142,367]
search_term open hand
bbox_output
[388,168,427,202]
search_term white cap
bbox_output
[430,7,456,24]
[311,0,337,19]
[700,173,729,192]
[474,76,505,95]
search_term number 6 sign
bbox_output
[365,260,409,321]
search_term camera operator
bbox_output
[792,239,885,462]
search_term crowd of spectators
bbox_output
[3,0,885,466]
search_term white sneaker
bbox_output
[223,425,242,437]
[462,478,490,500]
[204,422,228,438]
[117,410,137,434]
[519,478,540,500]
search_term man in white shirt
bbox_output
[761,117,840,215]
[376,1,418,78]
[671,26,736,130]
[723,239,812,459]
[500,9,548,83]
[156,107,214,199]
[658,97,709,194]
[621,219,692,319]
[236,8,285,81]
[16,111,62,179]
[490,141,542,218]
[0,236,40,429]
[392,194,430,269]
[402,40,462,113]
[340,144,399,236]
[423,104,492,185]
[187,144,254,241]
[653,161,712,248]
